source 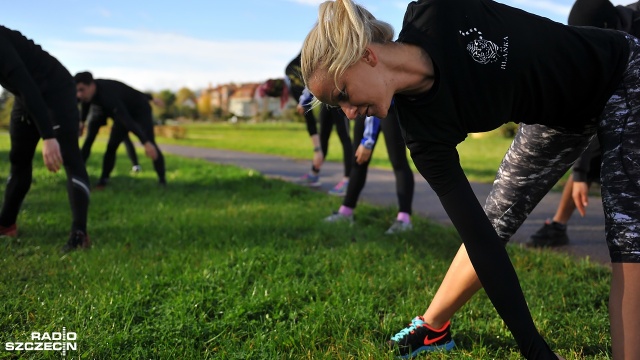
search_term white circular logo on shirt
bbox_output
[466,39,500,65]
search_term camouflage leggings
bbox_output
[485,34,640,263]
[598,34,640,263]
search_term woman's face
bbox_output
[308,57,391,119]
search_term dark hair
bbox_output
[74,71,94,85]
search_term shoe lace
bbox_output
[391,317,425,342]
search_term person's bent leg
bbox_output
[99,122,128,185]
[552,175,577,224]
[342,116,371,209]
[422,124,595,329]
[122,134,140,167]
[334,108,353,178]
[319,104,333,159]
[139,110,165,184]
[47,76,91,243]
[81,117,102,163]
[610,264,640,359]
[57,128,90,233]
[382,107,414,216]
[597,34,640,359]
[0,100,40,228]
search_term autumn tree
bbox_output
[197,91,213,120]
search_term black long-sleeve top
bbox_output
[0,26,71,139]
[393,0,629,358]
[80,79,152,143]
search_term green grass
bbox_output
[157,121,517,184]
[0,134,610,359]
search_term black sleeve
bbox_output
[0,36,55,139]
[79,102,90,123]
[439,180,554,358]
[571,137,600,182]
[102,96,148,143]
[410,145,554,358]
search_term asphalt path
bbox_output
[161,144,610,265]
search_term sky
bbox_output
[1,0,631,93]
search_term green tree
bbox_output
[152,89,177,123]
[175,87,198,120]
[0,90,14,129]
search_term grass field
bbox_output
[0,134,610,359]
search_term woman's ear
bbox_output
[362,47,378,67]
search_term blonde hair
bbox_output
[301,0,394,89]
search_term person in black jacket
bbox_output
[0,26,91,252]
[301,0,640,358]
[75,72,165,188]
[80,103,141,173]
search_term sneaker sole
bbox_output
[399,340,456,359]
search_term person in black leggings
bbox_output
[396,1,640,358]
[302,0,640,358]
[317,105,353,195]
[285,53,352,192]
[323,104,415,234]
[75,72,165,188]
[0,25,90,252]
[80,104,141,172]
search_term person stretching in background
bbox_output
[285,53,352,195]
[74,71,165,188]
[79,103,141,173]
[0,25,90,252]
[324,103,415,234]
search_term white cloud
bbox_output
[49,27,301,92]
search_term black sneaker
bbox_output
[526,219,569,247]
[61,230,91,253]
[388,317,455,358]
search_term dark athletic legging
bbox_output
[303,103,318,136]
[319,105,352,178]
[81,105,139,167]
[343,109,414,213]
[289,86,319,137]
[100,109,165,184]
[0,85,90,233]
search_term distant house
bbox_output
[198,79,296,119]
[207,84,235,114]
[228,83,260,117]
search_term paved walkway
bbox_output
[161,144,610,265]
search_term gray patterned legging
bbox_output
[486,34,640,263]
[598,34,640,263]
